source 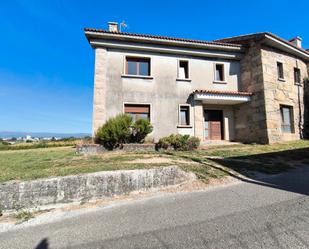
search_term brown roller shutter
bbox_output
[124,104,150,113]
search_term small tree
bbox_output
[131,119,153,143]
[95,114,133,150]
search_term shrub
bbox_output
[186,136,200,150]
[131,119,153,143]
[157,134,200,151]
[95,114,154,149]
[95,114,133,150]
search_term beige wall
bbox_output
[93,47,241,140]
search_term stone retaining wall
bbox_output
[0,166,194,211]
[76,143,156,154]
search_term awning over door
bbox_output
[193,89,252,105]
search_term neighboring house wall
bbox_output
[261,46,308,143]
[234,41,269,144]
[93,48,241,141]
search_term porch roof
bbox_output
[193,89,252,105]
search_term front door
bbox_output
[204,110,223,140]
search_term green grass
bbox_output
[168,140,309,175]
[0,140,78,151]
[1,140,308,183]
[0,147,172,182]
[14,210,34,222]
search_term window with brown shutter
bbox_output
[277,62,284,80]
[125,57,150,76]
[124,104,150,122]
[214,64,225,82]
[294,68,301,85]
[179,105,190,126]
[280,105,294,133]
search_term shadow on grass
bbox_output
[209,147,309,196]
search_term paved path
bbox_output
[1,167,309,249]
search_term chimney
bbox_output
[290,36,302,48]
[108,22,119,32]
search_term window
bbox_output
[277,62,284,80]
[126,57,150,76]
[215,64,225,82]
[280,105,294,133]
[294,68,301,85]
[179,105,190,126]
[178,60,189,79]
[124,104,150,122]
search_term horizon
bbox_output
[1,0,309,133]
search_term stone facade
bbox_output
[234,41,309,144]
[261,46,307,143]
[235,41,269,143]
[92,48,108,135]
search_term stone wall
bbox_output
[0,166,194,211]
[92,48,108,135]
[234,41,269,144]
[76,143,156,154]
[261,46,308,143]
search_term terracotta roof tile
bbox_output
[215,32,309,55]
[193,89,253,96]
[84,28,242,48]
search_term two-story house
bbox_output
[85,22,309,144]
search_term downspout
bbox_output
[297,83,303,139]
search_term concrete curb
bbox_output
[0,166,195,211]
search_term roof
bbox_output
[84,28,242,48]
[193,89,253,96]
[215,32,309,56]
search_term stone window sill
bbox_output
[295,82,302,86]
[176,78,192,82]
[121,74,154,80]
[278,78,286,82]
[177,125,193,128]
[213,80,227,84]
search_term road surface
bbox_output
[1,166,309,249]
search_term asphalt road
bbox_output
[1,167,309,249]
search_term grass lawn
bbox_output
[168,140,309,175]
[1,140,309,183]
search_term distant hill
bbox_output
[0,131,91,139]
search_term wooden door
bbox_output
[204,110,223,140]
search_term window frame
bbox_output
[177,60,190,80]
[178,104,191,127]
[213,63,226,83]
[280,105,295,133]
[277,61,285,81]
[123,102,152,122]
[124,56,151,77]
[294,67,301,85]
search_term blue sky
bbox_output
[1,0,308,133]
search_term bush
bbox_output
[95,114,153,149]
[186,136,200,150]
[131,119,153,143]
[157,134,200,151]
[95,114,133,150]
